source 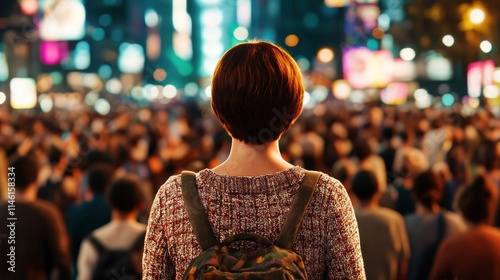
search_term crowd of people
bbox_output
[0,92,499,279]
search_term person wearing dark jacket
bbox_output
[0,153,71,280]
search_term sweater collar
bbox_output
[196,166,305,194]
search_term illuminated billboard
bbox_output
[343,47,394,89]
[10,78,37,109]
[39,0,86,41]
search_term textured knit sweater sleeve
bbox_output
[142,167,365,280]
[324,176,365,279]
[142,177,175,280]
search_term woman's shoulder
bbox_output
[314,171,348,196]
[155,173,183,202]
[307,171,353,213]
[155,168,349,201]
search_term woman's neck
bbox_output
[212,139,293,176]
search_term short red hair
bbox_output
[211,41,304,144]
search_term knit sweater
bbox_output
[142,166,366,279]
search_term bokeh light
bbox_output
[469,8,485,25]
[118,43,145,73]
[153,68,167,82]
[414,88,433,109]
[378,13,390,31]
[414,88,429,100]
[106,78,123,94]
[0,52,8,82]
[442,93,454,107]
[92,28,105,41]
[233,26,249,41]
[0,91,6,105]
[311,86,329,103]
[317,48,334,63]
[205,86,212,98]
[20,0,38,15]
[131,86,143,100]
[145,8,160,28]
[400,48,416,61]
[39,94,54,113]
[303,91,316,109]
[98,65,113,79]
[99,14,112,27]
[372,28,384,39]
[285,34,299,47]
[480,40,492,53]
[149,86,160,99]
[332,80,351,100]
[494,68,500,83]
[10,78,37,109]
[184,82,199,97]
[163,85,177,99]
[350,90,365,104]
[468,97,480,109]
[296,57,310,71]
[94,98,111,115]
[483,85,500,99]
[84,91,99,106]
[442,35,454,47]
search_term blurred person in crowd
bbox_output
[143,41,365,279]
[391,131,429,215]
[328,121,358,204]
[324,121,350,166]
[331,158,358,205]
[430,175,500,280]
[473,140,500,227]
[297,120,326,171]
[118,136,153,223]
[404,170,466,280]
[37,145,81,215]
[0,153,71,280]
[77,176,146,280]
[378,127,397,184]
[352,170,410,280]
[422,118,452,167]
[66,163,114,274]
[353,137,387,194]
[440,142,471,211]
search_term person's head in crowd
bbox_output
[456,175,498,226]
[399,131,411,146]
[483,141,500,173]
[87,163,115,195]
[352,170,380,206]
[411,169,444,212]
[331,161,357,191]
[107,176,144,219]
[446,145,470,184]
[10,153,40,198]
[211,41,304,145]
[394,148,429,179]
[353,139,373,162]
[381,127,394,142]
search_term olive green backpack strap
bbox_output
[181,171,218,251]
[275,171,321,249]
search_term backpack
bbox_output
[180,170,321,280]
[87,232,146,280]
